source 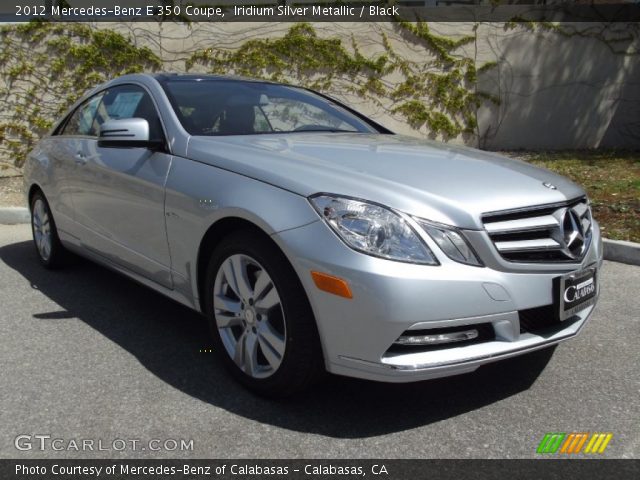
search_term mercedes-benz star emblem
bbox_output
[560,208,585,258]
[542,182,557,190]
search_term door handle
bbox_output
[74,152,87,165]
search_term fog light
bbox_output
[395,329,478,346]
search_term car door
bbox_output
[71,84,173,288]
[44,93,105,243]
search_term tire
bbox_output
[205,230,323,397]
[30,191,68,269]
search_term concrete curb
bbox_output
[603,238,640,266]
[0,206,639,266]
[0,207,29,225]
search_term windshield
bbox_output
[161,79,378,136]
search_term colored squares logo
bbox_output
[537,433,613,454]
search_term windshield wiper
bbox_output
[288,128,359,133]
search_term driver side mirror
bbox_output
[98,118,163,150]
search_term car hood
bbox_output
[186,133,585,229]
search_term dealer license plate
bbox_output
[556,268,597,321]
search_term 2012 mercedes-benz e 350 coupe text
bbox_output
[24,74,602,396]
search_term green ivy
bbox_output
[393,19,475,64]
[187,22,497,140]
[0,21,161,166]
[187,23,390,88]
[1,20,502,167]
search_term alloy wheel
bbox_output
[32,198,52,261]
[213,254,287,379]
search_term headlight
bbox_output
[417,219,483,267]
[309,194,438,265]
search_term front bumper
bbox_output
[273,218,603,383]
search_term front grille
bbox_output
[483,197,592,263]
[518,304,559,333]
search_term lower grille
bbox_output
[519,304,559,333]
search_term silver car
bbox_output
[24,74,602,396]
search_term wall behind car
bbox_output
[0,20,638,167]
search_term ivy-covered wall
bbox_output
[0,22,161,167]
[0,21,638,168]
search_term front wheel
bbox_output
[30,191,68,269]
[205,231,323,397]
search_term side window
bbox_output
[61,94,104,136]
[94,85,164,141]
[253,106,272,132]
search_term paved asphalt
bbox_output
[0,224,638,459]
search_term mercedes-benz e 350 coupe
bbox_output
[24,74,602,396]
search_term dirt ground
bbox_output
[0,177,25,207]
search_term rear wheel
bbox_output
[205,230,323,397]
[30,191,68,269]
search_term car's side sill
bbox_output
[64,242,200,313]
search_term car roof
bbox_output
[153,73,281,85]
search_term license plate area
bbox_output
[555,268,597,321]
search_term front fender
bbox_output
[164,156,319,305]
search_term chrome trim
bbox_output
[573,202,588,217]
[495,238,561,252]
[484,214,559,234]
[338,329,579,372]
[482,198,593,263]
[394,329,479,346]
[482,196,586,218]
[385,332,576,371]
